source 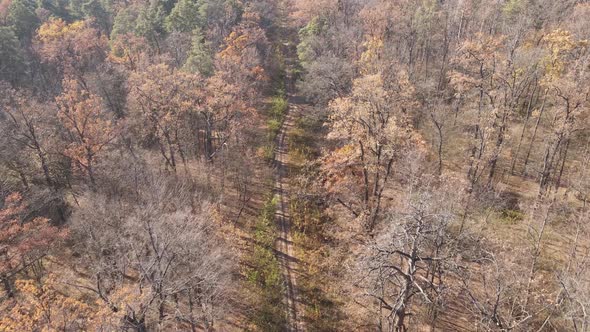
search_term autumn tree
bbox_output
[128,60,243,170]
[216,10,269,104]
[108,33,148,72]
[0,193,67,298]
[450,34,509,190]
[327,73,422,232]
[0,87,57,188]
[533,30,589,196]
[128,63,203,171]
[36,18,108,85]
[0,275,92,331]
[55,78,119,187]
[298,55,353,105]
[200,0,242,48]
[459,252,532,331]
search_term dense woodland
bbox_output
[1,0,590,331]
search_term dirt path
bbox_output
[274,100,305,331]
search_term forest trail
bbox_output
[274,96,305,331]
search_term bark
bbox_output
[359,140,370,206]
[523,89,548,176]
[554,138,570,193]
[430,113,444,176]
[511,84,539,174]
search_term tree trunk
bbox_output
[554,138,570,193]
[511,84,538,174]
[1,275,14,298]
[86,152,96,189]
[359,140,370,207]
[523,89,548,176]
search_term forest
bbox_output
[0,0,589,331]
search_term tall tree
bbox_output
[165,0,204,33]
[6,0,39,40]
[1,88,57,187]
[327,72,422,232]
[183,28,213,76]
[55,78,118,187]
[0,27,25,84]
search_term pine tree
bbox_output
[184,27,213,76]
[165,0,204,33]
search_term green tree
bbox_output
[0,27,25,84]
[37,0,71,20]
[297,16,325,68]
[81,0,110,32]
[183,28,213,76]
[6,0,39,40]
[165,0,204,33]
[135,3,166,51]
[110,6,136,39]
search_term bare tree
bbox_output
[359,177,462,331]
[70,175,233,331]
[459,253,532,331]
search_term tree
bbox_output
[200,0,243,48]
[459,253,532,331]
[1,87,57,187]
[327,72,422,232]
[81,0,111,33]
[165,0,204,33]
[0,275,92,331]
[55,78,119,187]
[128,61,242,168]
[450,34,509,190]
[108,33,148,71]
[135,3,166,52]
[0,193,67,298]
[70,176,233,331]
[534,30,589,196]
[298,55,353,105]
[183,28,213,76]
[361,178,462,331]
[36,18,108,83]
[6,0,39,40]
[0,26,25,84]
[216,10,269,103]
[110,6,137,39]
[128,63,203,171]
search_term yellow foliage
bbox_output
[37,18,85,42]
[0,276,92,331]
[541,29,588,82]
[359,36,384,74]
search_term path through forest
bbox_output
[274,96,305,331]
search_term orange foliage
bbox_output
[108,33,148,71]
[56,79,119,185]
[0,194,67,288]
[216,12,268,103]
[0,275,91,331]
[36,18,107,75]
